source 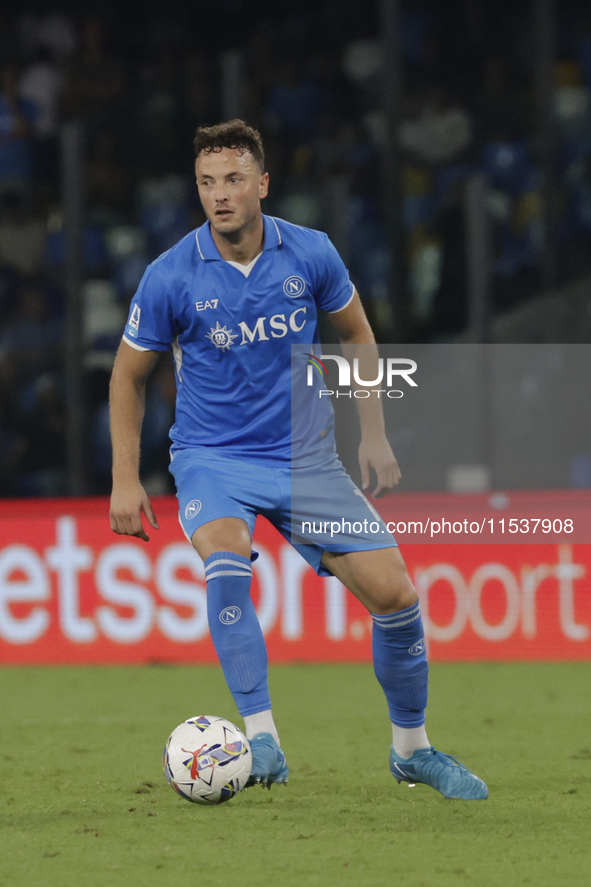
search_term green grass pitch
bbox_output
[1,663,590,887]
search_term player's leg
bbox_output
[322,546,430,754]
[322,546,488,800]
[170,448,288,786]
[191,517,288,786]
[192,517,275,734]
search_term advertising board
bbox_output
[0,495,589,663]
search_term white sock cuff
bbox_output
[391,723,430,759]
[243,710,280,746]
[371,601,421,629]
[204,554,252,582]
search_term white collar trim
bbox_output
[225,253,263,277]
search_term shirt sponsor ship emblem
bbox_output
[283,276,306,297]
[206,322,238,351]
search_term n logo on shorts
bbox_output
[185,499,202,519]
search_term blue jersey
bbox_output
[123,215,354,462]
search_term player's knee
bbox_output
[368,547,417,613]
[192,518,251,561]
[369,571,417,615]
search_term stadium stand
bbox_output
[0,0,589,495]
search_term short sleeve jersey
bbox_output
[123,215,354,462]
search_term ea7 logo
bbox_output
[196,299,219,311]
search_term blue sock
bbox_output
[371,601,428,728]
[205,551,270,717]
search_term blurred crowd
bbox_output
[1,0,591,496]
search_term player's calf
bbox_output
[204,551,271,716]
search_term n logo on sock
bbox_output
[220,607,242,625]
[409,639,425,656]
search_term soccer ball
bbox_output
[163,716,252,805]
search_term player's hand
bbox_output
[109,481,159,541]
[358,434,401,498]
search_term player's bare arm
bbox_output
[109,340,161,541]
[329,290,401,497]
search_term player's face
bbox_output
[195,148,269,238]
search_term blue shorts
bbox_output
[169,448,397,578]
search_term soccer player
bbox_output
[109,120,488,800]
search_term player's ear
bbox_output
[259,172,269,199]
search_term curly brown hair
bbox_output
[193,120,265,171]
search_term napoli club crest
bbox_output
[283,276,306,298]
[219,607,242,624]
[185,500,202,519]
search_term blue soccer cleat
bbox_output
[390,746,488,800]
[247,733,289,788]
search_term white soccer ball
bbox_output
[163,716,252,805]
